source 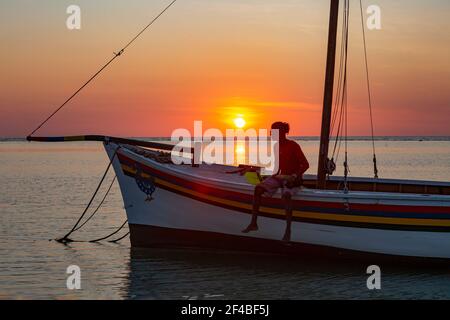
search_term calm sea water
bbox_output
[1,139,450,299]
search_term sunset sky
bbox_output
[0,0,449,137]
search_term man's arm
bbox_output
[295,144,309,176]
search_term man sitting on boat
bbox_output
[242,121,309,242]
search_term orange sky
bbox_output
[0,0,449,137]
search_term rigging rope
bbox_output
[27,0,178,138]
[331,0,350,174]
[330,0,348,135]
[330,0,378,187]
[359,0,379,178]
[342,0,350,192]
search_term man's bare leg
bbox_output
[242,186,264,233]
[282,192,293,242]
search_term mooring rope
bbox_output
[27,0,178,138]
[72,175,117,232]
[56,221,129,244]
[109,231,131,243]
[56,147,119,243]
[89,220,129,243]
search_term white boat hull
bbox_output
[105,143,450,260]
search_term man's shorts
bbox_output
[258,175,301,197]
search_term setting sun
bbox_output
[233,117,246,128]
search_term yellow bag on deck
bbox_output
[244,172,264,185]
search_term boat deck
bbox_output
[121,144,450,197]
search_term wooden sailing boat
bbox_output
[28,1,450,260]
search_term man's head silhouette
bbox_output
[271,122,290,141]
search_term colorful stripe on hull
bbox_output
[117,152,450,232]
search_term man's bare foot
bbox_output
[242,223,258,233]
[282,231,291,242]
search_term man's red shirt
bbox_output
[277,139,309,176]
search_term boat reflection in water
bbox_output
[123,247,450,300]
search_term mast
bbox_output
[317,0,340,189]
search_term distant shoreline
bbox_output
[2,136,450,142]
